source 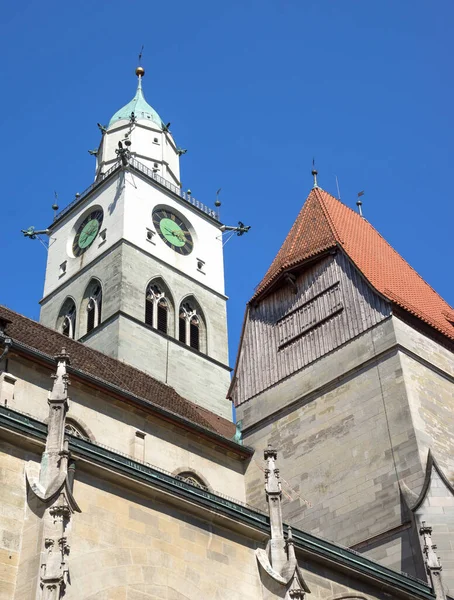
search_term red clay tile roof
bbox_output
[253,187,454,341]
[0,305,238,440]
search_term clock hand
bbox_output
[164,227,182,238]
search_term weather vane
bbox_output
[214,189,251,246]
[21,193,61,249]
[312,158,318,189]
[356,190,365,216]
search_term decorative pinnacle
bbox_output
[55,348,70,365]
[264,444,281,495]
[286,526,296,560]
[49,348,71,401]
[264,443,277,461]
[420,521,443,571]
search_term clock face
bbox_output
[152,208,193,255]
[72,209,104,257]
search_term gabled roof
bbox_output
[0,306,238,442]
[253,187,454,341]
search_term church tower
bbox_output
[39,67,231,418]
[230,181,454,593]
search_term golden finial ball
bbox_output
[135,66,145,77]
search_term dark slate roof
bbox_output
[0,305,238,442]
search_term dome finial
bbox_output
[136,45,145,78]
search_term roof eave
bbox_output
[5,338,253,459]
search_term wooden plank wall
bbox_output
[233,251,390,406]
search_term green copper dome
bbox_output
[108,76,163,128]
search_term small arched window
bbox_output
[176,471,208,491]
[178,300,206,353]
[58,299,76,339]
[87,284,102,333]
[146,282,171,335]
[64,420,90,440]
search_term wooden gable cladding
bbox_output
[277,282,343,349]
[231,251,391,406]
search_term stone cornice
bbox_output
[40,237,228,306]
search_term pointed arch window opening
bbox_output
[87,285,102,334]
[179,302,204,352]
[146,283,169,335]
[62,305,76,339]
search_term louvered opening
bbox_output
[87,304,95,333]
[97,291,102,324]
[179,314,186,343]
[157,300,168,334]
[190,317,200,351]
[145,299,154,327]
[62,319,70,337]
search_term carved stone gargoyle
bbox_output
[256,445,310,599]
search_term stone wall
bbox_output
[41,240,232,417]
[67,470,262,600]
[395,318,454,475]
[239,320,428,578]
[0,432,436,600]
[0,441,28,600]
[5,355,245,502]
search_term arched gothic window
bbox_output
[58,299,76,339]
[87,284,102,333]
[64,420,90,440]
[145,281,172,335]
[80,279,103,337]
[178,300,206,353]
[176,471,208,491]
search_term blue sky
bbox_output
[1,0,453,368]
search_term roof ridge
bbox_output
[313,188,453,313]
[313,187,344,243]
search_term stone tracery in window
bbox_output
[58,299,76,339]
[178,300,206,353]
[145,281,171,335]
[176,471,208,490]
[64,421,89,440]
[87,283,102,333]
